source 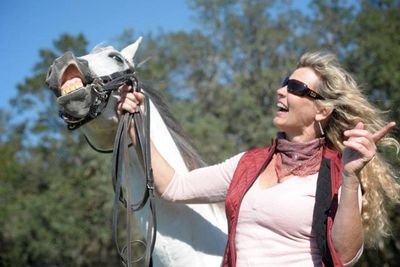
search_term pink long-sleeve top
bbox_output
[162,153,363,267]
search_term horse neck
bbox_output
[144,86,206,170]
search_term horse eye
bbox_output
[109,53,124,64]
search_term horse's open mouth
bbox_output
[60,64,86,96]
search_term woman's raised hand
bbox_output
[342,121,396,186]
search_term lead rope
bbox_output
[111,84,156,267]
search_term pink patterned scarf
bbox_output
[274,133,325,181]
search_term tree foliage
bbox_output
[0,35,131,267]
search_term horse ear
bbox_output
[121,36,143,66]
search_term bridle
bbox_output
[56,68,157,267]
[58,68,137,130]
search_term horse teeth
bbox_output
[61,78,84,95]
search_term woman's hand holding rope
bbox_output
[116,84,145,142]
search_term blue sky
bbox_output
[0,0,196,111]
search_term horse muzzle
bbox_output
[46,51,137,130]
[46,51,94,97]
[45,52,110,129]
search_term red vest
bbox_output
[223,139,344,267]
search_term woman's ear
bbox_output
[315,105,334,122]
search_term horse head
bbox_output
[46,37,143,152]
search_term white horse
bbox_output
[46,37,227,266]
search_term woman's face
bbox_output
[273,67,322,142]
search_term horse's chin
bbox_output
[80,90,121,151]
[81,115,118,151]
[81,102,120,151]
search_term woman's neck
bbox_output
[283,131,318,143]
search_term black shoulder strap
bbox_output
[312,158,334,267]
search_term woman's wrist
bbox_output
[341,183,359,192]
[342,170,361,191]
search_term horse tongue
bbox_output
[61,78,84,95]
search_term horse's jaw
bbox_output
[81,92,120,151]
[81,120,117,151]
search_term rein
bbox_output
[111,91,156,267]
[47,47,158,265]
[57,67,157,266]
[109,73,157,267]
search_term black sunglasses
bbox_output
[282,77,325,100]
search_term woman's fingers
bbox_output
[372,121,396,143]
[344,136,370,148]
[116,86,145,117]
[122,92,139,104]
[345,122,396,144]
[344,122,370,139]
[342,121,396,170]
[343,122,375,165]
[121,98,137,113]
[343,138,375,159]
[133,91,145,102]
[119,84,132,94]
[116,101,136,117]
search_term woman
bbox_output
[117,52,399,267]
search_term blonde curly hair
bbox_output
[297,51,400,246]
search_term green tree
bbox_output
[2,0,399,265]
[342,1,400,266]
[0,34,136,266]
[306,0,357,56]
[345,0,400,125]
